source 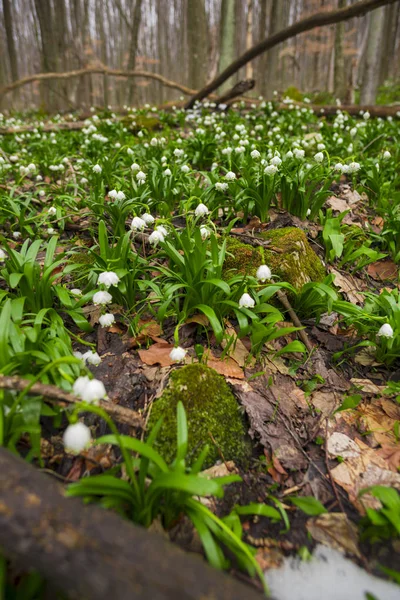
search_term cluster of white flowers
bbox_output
[215,182,228,192]
[73,375,107,404]
[109,189,126,200]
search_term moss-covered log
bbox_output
[0,448,263,600]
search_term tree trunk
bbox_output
[126,0,144,106]
[0,448,263,600]
[266,0,288,96]
[218,0,237,93]
[187,0,208,90]
[2,0,19,107]
[34,0,58,110]
[245,0,254,80]
[360,6,386,103]
[334,0,347,102]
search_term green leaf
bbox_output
[334,394,362,413]
[176,401,188,463]
[193,304,223,343]
[233,503,281,521]
[97,434,169,473]
[289,496,327,515]
[148,472,225,498]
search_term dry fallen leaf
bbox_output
[207,355,245,379]
[306,513,361,558]
[138,341,175,367]
[326,195,350,213]
[220,324,252,367]
[350,378,385,394]
[378,444,400,472]
[366,259,398,281]
[330,267,365,304]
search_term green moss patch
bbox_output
[224,227,325,289]
[147,363,251,467]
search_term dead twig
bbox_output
[276,289,314,353]
[0,374,143,428]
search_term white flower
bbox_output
[350,127,357,137]
[98,271,120,288]
[131,216,146,231]
[130,162,140,172]
[36,174,43,181]
[149,230,164,245]
[0,249,6,262]
[71,288,82,296]
[348,162,360,173]
[63,422,91,453]
[239,293,255,309]
[181,165,190,173]
[99,313,115,328]
[270,156,282,166]
[251,149,260,159]
[47,228,55,235]
[195,203,209,217]
[169,346,187,362]
[108,189,118,199]
[377,323,394,338]
[73,376,90,396]
[92,164,102,173]
[306,209,311,217]
[341,164,350,173]
[285,151,294,159]
[293,148,305,159]
[93,290,112,305]
[141,213,155,225]
[264,164,278,175]
[215,182,228,192]
[83,351,101,366]
[363,111,370,120]
[156,225,168,237]
[73,351,84,360]
[225,171,236,181]
[48,206,57,216]
[80,177,88,184]
[200,226,210,240]
[383,151,391,160]
[163,168,172,176]
[314,152,324,163]
[150,137,158,146]
[136,170,146,182]
[174,148,184,157]
[13,231,21,240]
[334,163,343,172]
[256,265,272,282]
[82,379,107,403]
[116,191,125,200]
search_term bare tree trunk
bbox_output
[245,0,254,80]
[34,0,58,110]
[2,0,19,107]
[360,5,386,103]
[187,0,208,90]
[334,0,347,101]
[127,0,144,106]
[98,0,109,108]
[218,0,237,93]
[266,0,288,96]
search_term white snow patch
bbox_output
[267,544,400,600]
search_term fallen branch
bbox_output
[276,289,314,353]
[0,448,263,600]
[185,0,396,108]
[0,66,197,102]
[0,374,143,428]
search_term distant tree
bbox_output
[218,0,237,93]
[360,5,385,104]
[187,0,208,90]
[334,0,347,102]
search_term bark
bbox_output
[218,0,237,93]
[360,6,386,103]
[185,0,396,109]
[334,0,347,102]
[0,448,263,600]
[245,0,254,80]
[3,0,19,83]
[126,0,144,106]
[266,0,288,95]
[98,0,109,108]
[34,0,58,110]
[187,0,209,90]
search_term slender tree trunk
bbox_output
[127,0,144,106]
[334,0,347,101]
[2,0,19,107]
[218,0,237,93]
[266,0,288,96]
[34,0,58,110]
[187,0,208,90]
[245,0,254,80]
[98,0,109,108]
[360,6,386,103]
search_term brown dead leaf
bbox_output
[354,347,380,366]
[306,513,360,557]
[185,314,209,326]
[220,324,252,367]
[357,400,400,447]
[350,378,385,395]
[330,267,365,304]
[326,196,349,213]
[264,449,288,483]
[200,461,238,479]
[255,546,284,570]
[378,444,400,472]
[311,390,340,417]
[138,341,175,367]
[366,259,398,281]
[207,355,244,379]
[330,438,400,512]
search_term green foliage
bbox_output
[359,486,400,543]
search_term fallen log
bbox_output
[0,448,264,600]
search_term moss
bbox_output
[224,227,325,289]
[121,115,162,132]
[147,364,251,468]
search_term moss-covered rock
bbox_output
[224,227,325,289]
[147,364,251,467]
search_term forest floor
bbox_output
[0,101,399,598]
